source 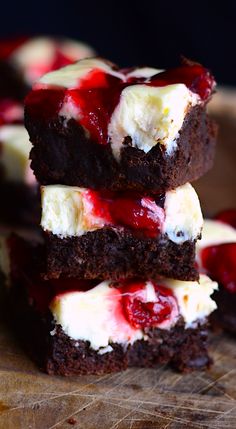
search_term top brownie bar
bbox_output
[25,58,217,192]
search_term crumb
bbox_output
[67,417,77,425]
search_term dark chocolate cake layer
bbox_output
[8,282,211,376]
[26,105,216,192]
[43,229,198,281]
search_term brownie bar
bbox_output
[26,105,216,192]
[43,229,198,281]
[4,235,215,376]
[8,281,211,376]
[210,287,236,335]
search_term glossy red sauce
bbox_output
[149,64,214,100]
[121,280,176,328]
[84,189,165,238]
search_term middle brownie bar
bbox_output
[41,182,203,281]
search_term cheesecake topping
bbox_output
[41,183,202,243]
[26,58,215,158]
[50,275,217,348]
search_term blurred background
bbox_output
[0,0,235,85]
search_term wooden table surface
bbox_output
[0,90,235,429]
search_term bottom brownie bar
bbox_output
[197,217,236,335]
[10,298,211,376]
[2,235,217,376]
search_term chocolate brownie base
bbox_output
[210,287,236,335]
[43,229,198,281]
[0,183,40,226]
[8,283,211,376]
[26,105,217,192]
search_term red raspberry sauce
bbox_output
[25,62,215,145]
[121,280,177,328]
[149,64,214,101]
[201,243,236,294]
[85,190,165,237]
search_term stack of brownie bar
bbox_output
[5,57,219,375]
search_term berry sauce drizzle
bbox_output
[120,280,177,328]
[84,189,165,238]
[25,62,215,145]
[148,64,214,100]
